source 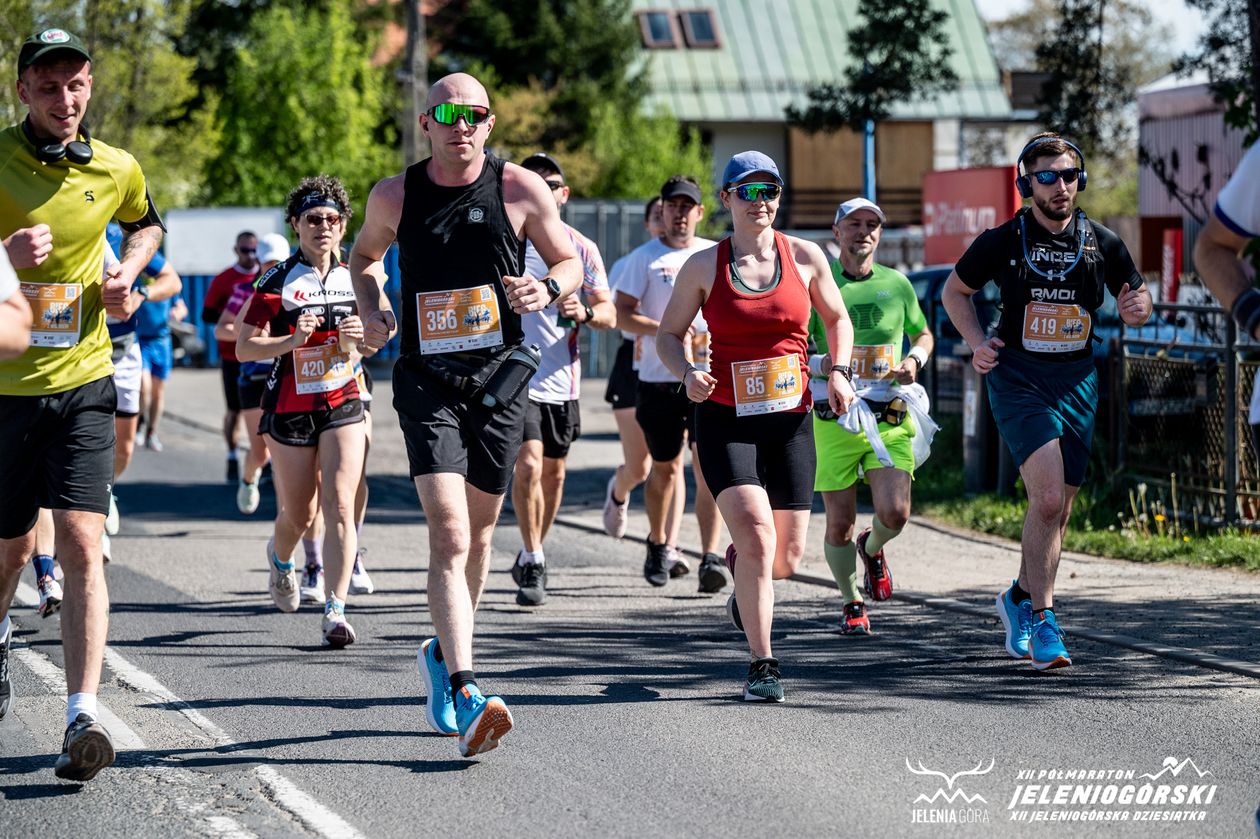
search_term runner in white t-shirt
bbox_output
[0,243,29,359]
[511,153,616,606]
[1194,142,1260,458]
[613,175,730,592]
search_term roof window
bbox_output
[679,9,720,48]
[637,10,679,48]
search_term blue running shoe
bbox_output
[995,582,1033,659]
[417,638,457,736]
[1030,609,1072,670]
[455,684,513,758]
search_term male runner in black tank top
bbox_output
[350,72,581,758]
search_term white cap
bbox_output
[834,197,886,225]
[256,233,291,265]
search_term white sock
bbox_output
[518,548,545,566]
[0,614,10,642]
[67,692,99,726]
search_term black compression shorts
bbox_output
[693,401,815,510]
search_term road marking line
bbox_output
[13,581,364,839]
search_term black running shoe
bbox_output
[226,457,239,484]
[53,714,116,781]
[0,626,11,720]
[697,553,731,594]
[643,541,670,587]
[744,657,785,702]
[514,560,547,607]
[726,593,743,631]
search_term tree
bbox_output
[202,4,397,226]
[785,0,957,199]
[0,0,212,208]
[1174,0,1258,142]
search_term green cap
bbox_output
[18,28,91,76]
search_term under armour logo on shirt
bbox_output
[467,207,485,223]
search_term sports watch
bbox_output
[542,276,562,303]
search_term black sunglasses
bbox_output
[544,180,565,191]
[1031,168,1081,186]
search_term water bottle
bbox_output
[480,344,541,410]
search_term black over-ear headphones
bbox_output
[22,117,93,165]
[1015,136,1086,199]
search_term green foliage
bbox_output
[0,0,211,208]
[786,0,958,132]
[430,0,643,149]
[1175,0,1256,143]
[202,4,398,228]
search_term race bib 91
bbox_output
[23,282,81,348]
[417,284,504,354]
[1022,302,1091,353]
[852,344,895,381]
[731,354,803,416]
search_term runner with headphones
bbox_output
[941,132,1151,670]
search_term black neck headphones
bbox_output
[1015,136,1086,199]
[22,117,93,165]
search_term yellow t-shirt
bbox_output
[0,123,150,395]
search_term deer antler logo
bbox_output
[905,758,995,805]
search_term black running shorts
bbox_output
[0,376,117,538]
[221,360,242,413]
[260,400,365,448]
[693,401,815,510]
[238,373,267,411]
[392,359,527,496]
[523,398,581,459]
[603,338,639,408]
[635,380,696,462]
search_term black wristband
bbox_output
[1231,287,1260,337]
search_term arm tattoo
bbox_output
[120,225,163,266]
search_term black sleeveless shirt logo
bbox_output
[396,152,526,357]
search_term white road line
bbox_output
[13,581,364,839]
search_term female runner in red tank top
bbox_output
[657,152,856,703]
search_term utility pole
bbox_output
[402,0,429,165]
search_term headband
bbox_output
[297,194,342,216]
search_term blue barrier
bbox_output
[184,245,403,367]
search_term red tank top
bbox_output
[704,231,811,412]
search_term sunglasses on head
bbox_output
[1031,168,1081,186]
[731,183,781,202]
[428,103,492,126]
[303,213,342,228]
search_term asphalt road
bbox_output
[1,368,1257,838]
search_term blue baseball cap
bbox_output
[721,151,783,189]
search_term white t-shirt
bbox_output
[0,244,17,304]
[521,222,609,404]
[1216,145,1260,423]
[607,253,636,342]
[614,236,715,383]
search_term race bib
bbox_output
[416,285,503,354]
[852,344,895,381]
[732,354,803,417]
[293,342,353,394]
[1022,302,1091,353]
[23,283,81,348]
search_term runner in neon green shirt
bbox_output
[808,198,934,635]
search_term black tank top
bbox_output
[396,152,526,357]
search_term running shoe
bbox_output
[417,638,457,736]
[145,434,164,453]
[104,494,120,536]
[511,554,547,607]
[226,456,239,484]
[855,527,893,601]
[643,540,670,587]
[666,546,690,579]
[744,657,785,703]
[996,582,1033,659]
[697,552,731,594]
[321,606,357,649]
[724,542,738,574]
[1029,609,1071,671]
[349,548,374,595]
[236,475,261,515]
[602,474,629,539]
[840,600,871,635]
[300,566,326,605]
[37,575,63,618]
[455,684,513,758]
[266,538,299,613]
[53,714,115,781]
[726,593,744,632]
[100,531,111,565]
[0,625,11,720]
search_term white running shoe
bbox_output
[104,494,120,536]
[145,434,164,453]
[321,612,356,648]
[665,546,690,579]
[349,548,374,594]
[266,538,300,613]
[602,474,628,538]
[100,532,111,565]
[236,476,261,515]
[37,576,63,618]
[300,566,326,605]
